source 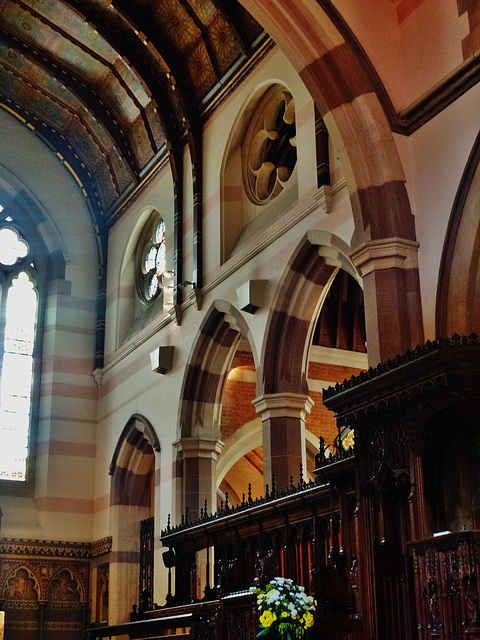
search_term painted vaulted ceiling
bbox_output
[0,0,268,227]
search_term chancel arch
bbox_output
[436,130,480,337]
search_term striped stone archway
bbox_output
[239,0,424,364]
[108,415,159,624]
[256,231,356,489]
[176,301,258,519]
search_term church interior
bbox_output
[1,0,480,638]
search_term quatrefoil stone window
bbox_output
[242,85,297,205]
[0,227,29,266]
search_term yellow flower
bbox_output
[281,611,290,618]
[302,612,314,628]
[260,610,277,628]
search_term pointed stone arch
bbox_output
[256,231,359,488]
[176,301,258,517]
[238,0,424,362]
[110,414,159,507]
[178,301,258,440]
[238,0,413,244]
[108,415,159,623]
[436,131,480,337]
[261,231,358,396]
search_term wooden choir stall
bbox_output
[87,335,480,640]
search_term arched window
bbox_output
[0,224,38,482]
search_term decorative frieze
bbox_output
[0,536,112,559]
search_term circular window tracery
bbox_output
[136,216,166,303]
[0,226,29,266]
[242,85,297,205]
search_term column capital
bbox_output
[173,437,224,460]
[252,392,314,420]
[350,237,419,277]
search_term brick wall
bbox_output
[220,354,365,445]
[220,351,257,440]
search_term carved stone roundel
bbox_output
[242,84,297,205]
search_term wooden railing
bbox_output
[86,601,217,639]
[158,459,360,639]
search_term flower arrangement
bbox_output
[250,577,316,638]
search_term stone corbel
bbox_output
[92,368,104,387]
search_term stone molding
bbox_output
[350,237,420,276]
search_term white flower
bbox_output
[267,589,280,603]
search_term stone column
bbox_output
[174,437,224,520]
[351,238,424,366]
[253,393,313,492]
[174,438,223,600]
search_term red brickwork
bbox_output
[220,357,365,445]
[306,362,365,445]
[231,351,255,370]
[220,351,256,440]
[307,362,364,382]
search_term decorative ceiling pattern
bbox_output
[0,0,267,223]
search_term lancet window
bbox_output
[0,223,38,481]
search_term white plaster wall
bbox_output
[397,0,469,106]
[332,0,406,109]
[395,81,480,339]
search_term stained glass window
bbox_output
[137,217,166,303]
[0,225,37,481]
